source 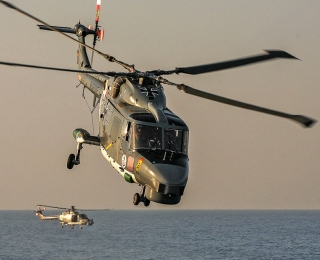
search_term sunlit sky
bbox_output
[0,0,319,210]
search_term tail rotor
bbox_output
[34,206,46,215]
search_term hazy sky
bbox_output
[0,0,319,210]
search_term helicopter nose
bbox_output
[152,163,188,183]
[147,163,188,196]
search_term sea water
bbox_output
[0,210,319,259]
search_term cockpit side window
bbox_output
[133,124,162,150]
[166,116,186,126]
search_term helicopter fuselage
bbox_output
[98,78,189,204]
[59,210,93,226]
[73,23,189,205]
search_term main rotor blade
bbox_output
[166,50,298,75]
[75,208,108,211]
[0,61,119,75]
[177,84,316,128]
[37,204,67,210]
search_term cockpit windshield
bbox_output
[131,124,188,154]
[165,129,188,154]
[133,124,162,150]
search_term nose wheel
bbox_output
[133,186,150,207]
[67,143,82,169]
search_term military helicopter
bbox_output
[0,1,316,207]
[37,205,94,229]
[34,206,59,221]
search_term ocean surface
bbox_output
[0,210,319,259]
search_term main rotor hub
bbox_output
[74,24,92,37]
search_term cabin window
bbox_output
[133,124,162,149]
[165,129,188,155]
[124,121,132,141]
[121,120,129,137]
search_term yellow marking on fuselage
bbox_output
[136,158,144,171]
[106,142,113,150]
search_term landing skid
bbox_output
[133,186,150,207]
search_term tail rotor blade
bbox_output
[95,0,101,23]
[97,28,104,41]
[91,0,103,65]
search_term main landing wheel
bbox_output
[133,193,140,205]
[67,154,75,169]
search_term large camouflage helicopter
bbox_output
[36,205,94,229]
[0,1,316,207]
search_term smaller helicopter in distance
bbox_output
[37,205,94,229]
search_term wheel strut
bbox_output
[74,143,82,165]
[139,185,146,198]
[132,186,151,207]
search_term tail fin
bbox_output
[36,212,45,220]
